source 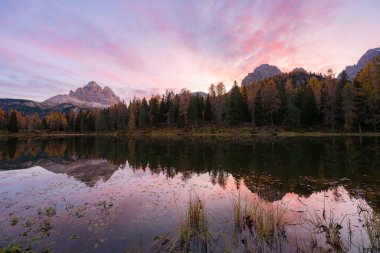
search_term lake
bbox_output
[0,136,380,252]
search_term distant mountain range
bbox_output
[1,48,379,114]
[342,47,380,80]
[241,64,282,86]
[43,81,120,108]
[0,81,121,115]
[241,47,380,85]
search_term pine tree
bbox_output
[226,82,244,125]
[284,79,300,127]
[246,84,258,126]
[342,82,357,131]
[254,89,265,126]
[296,86,319,126]
[128,100,138,131]
[8,111,18,133]
[188,95,199,126]
[240,85,251,122]
[204,95,212,123]
[321,69,338,130]
[138,98,149,128]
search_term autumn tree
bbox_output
[284,79,300,127]
[208,83,226,124]
[46,112,68,131]
[261,79,281,126]
[321,69,338,130]
[0,109,7,130]
[356,58,380,131]
[128,100,138,131]
[309,76,323,110]
[246,83,258,126]
[26,114,41,131]
[215,82,226,124]
[342,82,357,131]
[178,88,191,126]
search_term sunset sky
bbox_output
[1,0,379,102]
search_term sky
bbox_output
[0,0,380,102]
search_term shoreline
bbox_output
[1,127,380,139]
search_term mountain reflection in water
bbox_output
[1,136,379,204]
[0,136,380,252]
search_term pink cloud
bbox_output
[0,0,379,101]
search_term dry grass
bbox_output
[232,193,287,252]
[360,206,380,251]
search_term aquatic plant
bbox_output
[233,192,243,229]
[38,207,56,217]
[97,200,114,214]
[360,207,380,251]
[10,217,19,226]
[232,192,287,252]
[0,243,22,253]
[309,210,348,252]
[154,194,212,252]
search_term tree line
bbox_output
[1,57,380,133]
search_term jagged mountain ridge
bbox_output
[0,99,47,115]
[1,48,380,115]
[342,47,380,80]
[43,81,121,108]
[0,98,87,116]
[241,64,282,86]
[240,47,380,85]
[0,82,121,115]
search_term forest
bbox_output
[1,57,380,133]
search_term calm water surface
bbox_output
[0,137,380,252]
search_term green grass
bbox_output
[0,243,22,253]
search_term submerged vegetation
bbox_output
[232,193,287,252]
[152,193,380,253]
[177,195,210,252]
[361,205,380,251]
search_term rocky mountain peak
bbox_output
[43,81,121,108]
[291,68,307,73]
[103,86,113,93]
[241,64,282,86]
[342,47,380,80]
[84,81,102,91]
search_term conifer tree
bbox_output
[204,94,212,123]
[8,111,18,133]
